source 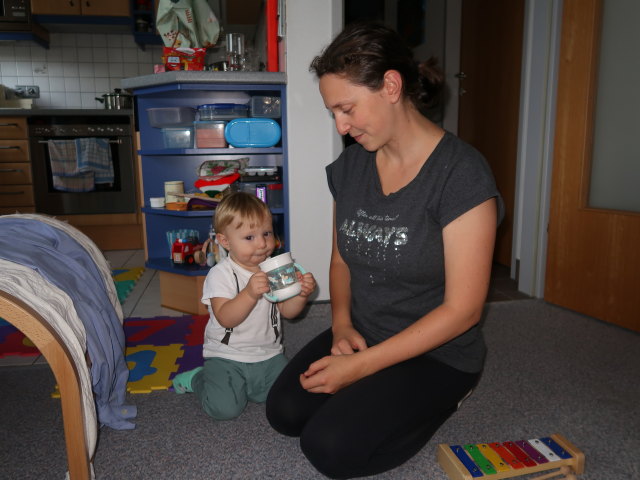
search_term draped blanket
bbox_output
[0,215,136,430]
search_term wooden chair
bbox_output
[0,290,92,480]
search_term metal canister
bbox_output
[164,180,184,203]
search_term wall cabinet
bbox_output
[0,118,35,215]
[130,76,287,314]
[31,0,130,16]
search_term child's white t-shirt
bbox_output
[201,256,283,363]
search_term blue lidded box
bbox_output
[224,118,281,148]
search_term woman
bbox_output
[266,21,503,479]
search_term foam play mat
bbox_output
[48,314,208,398]
[112,267,145,305]
[122,314,208,394]
[0,267,145,358]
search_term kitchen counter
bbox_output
[0,108,133,117]
[121,71,286,90]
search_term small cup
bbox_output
[259,252,306,302]
[150,197,165,208]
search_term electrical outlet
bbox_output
[14,85,40,99]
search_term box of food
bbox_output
[194,120,227,148]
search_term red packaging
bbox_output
[162,47,207,71]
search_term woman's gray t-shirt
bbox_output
[326,131,503,373]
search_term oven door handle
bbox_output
[37,139,122,144]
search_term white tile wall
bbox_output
[0,32,163,108]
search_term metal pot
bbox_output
[95,89,133,110]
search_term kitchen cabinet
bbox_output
[0,118,35,215]
[127,73,287,314]
[132,0,162,49]
[31,0,130,16]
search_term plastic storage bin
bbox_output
[162,127,194,148]
[194,121,227,148]
[250,96,281,118]
[197,103,249,121]
[147,107,196,127]
[267,183,283,208]
[224,118,281,148]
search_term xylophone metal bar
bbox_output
[437,434,584,480]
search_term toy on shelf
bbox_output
[437,433,584,480]
[171,238,203,265]
[193,227,218,267]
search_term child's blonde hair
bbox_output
[214,192,272,233]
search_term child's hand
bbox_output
[297,272,317,298]
[245,271,270,300]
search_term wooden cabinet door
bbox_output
[81,0,129,16]
[31,0,82,15]
[0,118,27,140]
[31,0,129,16]
[0,140,29,163]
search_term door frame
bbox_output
[512,0,564,297]
[442,0,563,297]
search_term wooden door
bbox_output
[545,0,640,332]
[457,0,525,267]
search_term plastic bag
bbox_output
[156,0,220,48]
[162,47,207,71]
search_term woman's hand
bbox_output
[299,353,366,394]
[331,325,367,355]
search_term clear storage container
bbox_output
[147,107,196,127]
[162,127,194,148]
[250,96,281,118]
[194,121,227,148]
[197,103,249,121]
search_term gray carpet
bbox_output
[1,299,638,479]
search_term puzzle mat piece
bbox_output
[51,343,185,398]
[124,315,192,347]
[172,344,205,380]
[184,314,208,347]
[112,267,145,283]
[126,344,184,394]
[0,325,39,357]
[112,267,145,304]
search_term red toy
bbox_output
[171,238,202,264]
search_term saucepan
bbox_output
[96,89,133,110]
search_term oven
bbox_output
[29,116,137,215]
[0,0,29,23]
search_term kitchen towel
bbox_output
[47,139,95,192]
[76,138,114,185]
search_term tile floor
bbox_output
[0,251,528,367]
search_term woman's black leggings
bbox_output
[266,328,481,479]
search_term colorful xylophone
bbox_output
[437,433,584,480]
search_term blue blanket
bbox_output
[0,218,136,429]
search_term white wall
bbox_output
[284,0,343,301]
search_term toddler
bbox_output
[172,192,316,420]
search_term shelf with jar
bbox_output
[129,77,287,313]
[131,0,163,49]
